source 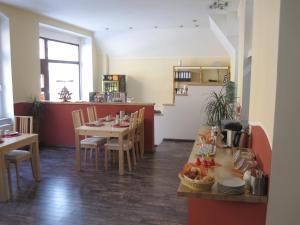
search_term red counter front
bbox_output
[14,102,155,152]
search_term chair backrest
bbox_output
[137,107,145,132]
[72,109,85,129]
[14,116,33,134]
[128,111,139,141]
[87,106,97,122]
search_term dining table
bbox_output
[74,119,130,175]
[0,133,41,202]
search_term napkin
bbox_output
[3,132,20,138]
[85,123,104,127]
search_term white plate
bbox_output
[5,131,19,135]
[218,178,245,188]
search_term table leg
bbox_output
[141,124,145,157]
[31,138,41,181]
[0,152,10,202]
[75,130,81,171]
[118,135,125,175]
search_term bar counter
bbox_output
[178,126,268,225]
[14,101,155,152]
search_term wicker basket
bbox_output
[179,174,215,191]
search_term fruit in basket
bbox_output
[201,175,215,183]
[181,163,213,183]
[182,163,193,174]
[183,166,200,179]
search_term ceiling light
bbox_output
[209,0,228,10]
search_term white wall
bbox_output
[248,0,280,146]
[39,25,81,44]
[80,37,93,101]
[0,3,98,103]
[237,0,253,121]
[155,85,223,144]
[209,16,237,82]
[266,1,300,225]
[109,57,229,110]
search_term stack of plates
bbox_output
[217,178,245,195]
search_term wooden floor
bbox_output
[0,141,192,225]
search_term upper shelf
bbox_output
[174,81,224,86]
[174,66,229,70]
[174,66,201,70]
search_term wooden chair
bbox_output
[104,111,139,172]
[135,107,145,159]
[5,116,34,191]
[71,109,106,170]
[87,106,97,122]
[86,106,108,158]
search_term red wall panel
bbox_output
[14,102,155,152]
[251,126,272,175]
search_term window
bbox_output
[39,38,80,101]
[0,14,14,119]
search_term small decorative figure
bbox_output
[58,86,72,102]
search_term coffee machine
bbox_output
[222,121,243,147]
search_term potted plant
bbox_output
[30,97,44,134]
[205,82,236,126]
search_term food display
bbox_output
[179,163,215,191]
[195,154,220,168]
[178,126,268,204]
[199,132,215,145]
[233,149,258,173]
[196,144,216,156]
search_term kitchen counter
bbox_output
[177,126,268,225]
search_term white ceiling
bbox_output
[97,27,229,57]
[0,0,239,32]
[0,0,240,57]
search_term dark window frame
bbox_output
[39,37,81,100]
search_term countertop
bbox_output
[177,126,268,204]
[40,101,155,106]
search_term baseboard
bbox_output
[163,138,194,143]
[40,144,75,149]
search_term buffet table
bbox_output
[177,126,268,225]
